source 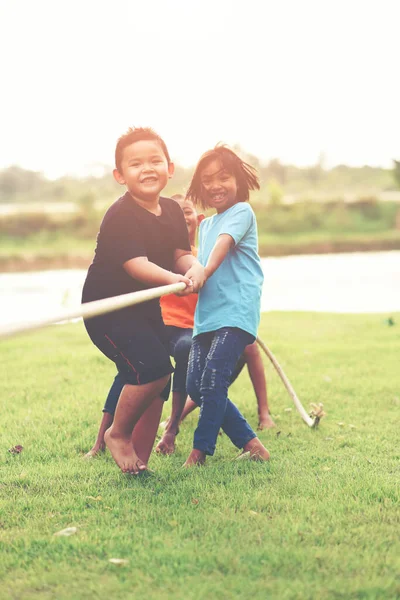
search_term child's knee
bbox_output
[174,335,192,364]
[186,376,201,405]
[244,341,259,358]
[200,365,230,396]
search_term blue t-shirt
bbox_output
[194,202,264,338]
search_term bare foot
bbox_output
[84,442,105,459]
[183,449,206,467]
[155,432,176,455]
[258,414,276,430]
[243,437,270,461]
[104,427,147,474]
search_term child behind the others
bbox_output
[81,127,204,474]
[184,145,270,467]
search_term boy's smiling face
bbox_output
[113,140,174,202]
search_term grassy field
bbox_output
[1,313,399,599]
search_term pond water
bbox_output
[1,251,399,330]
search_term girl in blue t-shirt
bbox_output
[184,145,270,467]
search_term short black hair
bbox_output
[115,127,171,173]
[170,193,185,202]
[186,145,260,209]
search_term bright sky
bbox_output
[1,0,399,178]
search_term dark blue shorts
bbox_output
[84,312,174,390]
[101,325,193,414]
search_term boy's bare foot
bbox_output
[258,414,276,430]
[183,449,206,467]
[104,427,147,474]
[84,442,106,459]
[155,432,176,455]
[243,437,270,461]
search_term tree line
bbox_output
[0,154,399,205]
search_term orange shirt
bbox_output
[160,247,198,329]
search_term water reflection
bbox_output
[0,252,399,329]
[261,251,400,313]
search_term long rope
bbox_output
[1,281,321,427]
[0,282,186,340]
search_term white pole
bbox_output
[256,336,318,428]
[1,281,324,428]
[0,282,186,340]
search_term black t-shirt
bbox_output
[82,193,191,321]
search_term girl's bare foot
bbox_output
[243,437,270,461]
[258,414,276,430]
[155,432,176,455]
[104,427,147,474]
[84,442,106,459]
[183,449,206,467]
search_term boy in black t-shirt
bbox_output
[82,127,205,474]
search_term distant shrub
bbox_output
[254,198,400,235]
[350,196,381,220]
[325,200,351,229]
[0,212,101,238]
[294,201,325,229]
[77,192,96,214]
[267,179,284,206]
[1,198,398,240]
[0,214,58,236]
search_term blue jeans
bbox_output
[167,326,193,395]
[186,327,257,456]
[103,326,193,414]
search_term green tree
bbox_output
[267,178,284,205]
[392,160,400,189]
[78,192,96,214]
[0,166,46,202]
[263,158,286,185]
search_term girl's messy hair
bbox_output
[186,145,260,209]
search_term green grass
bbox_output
[7,228,397,254]
[1,199,399,266]
[258,229,400,247]
[1,313,400,599]
[1,230,400,271]
[0,232,94,258]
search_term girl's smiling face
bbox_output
[200,159,238,213]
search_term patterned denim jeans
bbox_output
[186,327,257,455]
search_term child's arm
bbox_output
[204,234,234,280]
[124,257,192,290]
[174,250,205,292]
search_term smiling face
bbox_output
[175,198,198,243]
[113,140,174,202]
[200,159,238,213]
